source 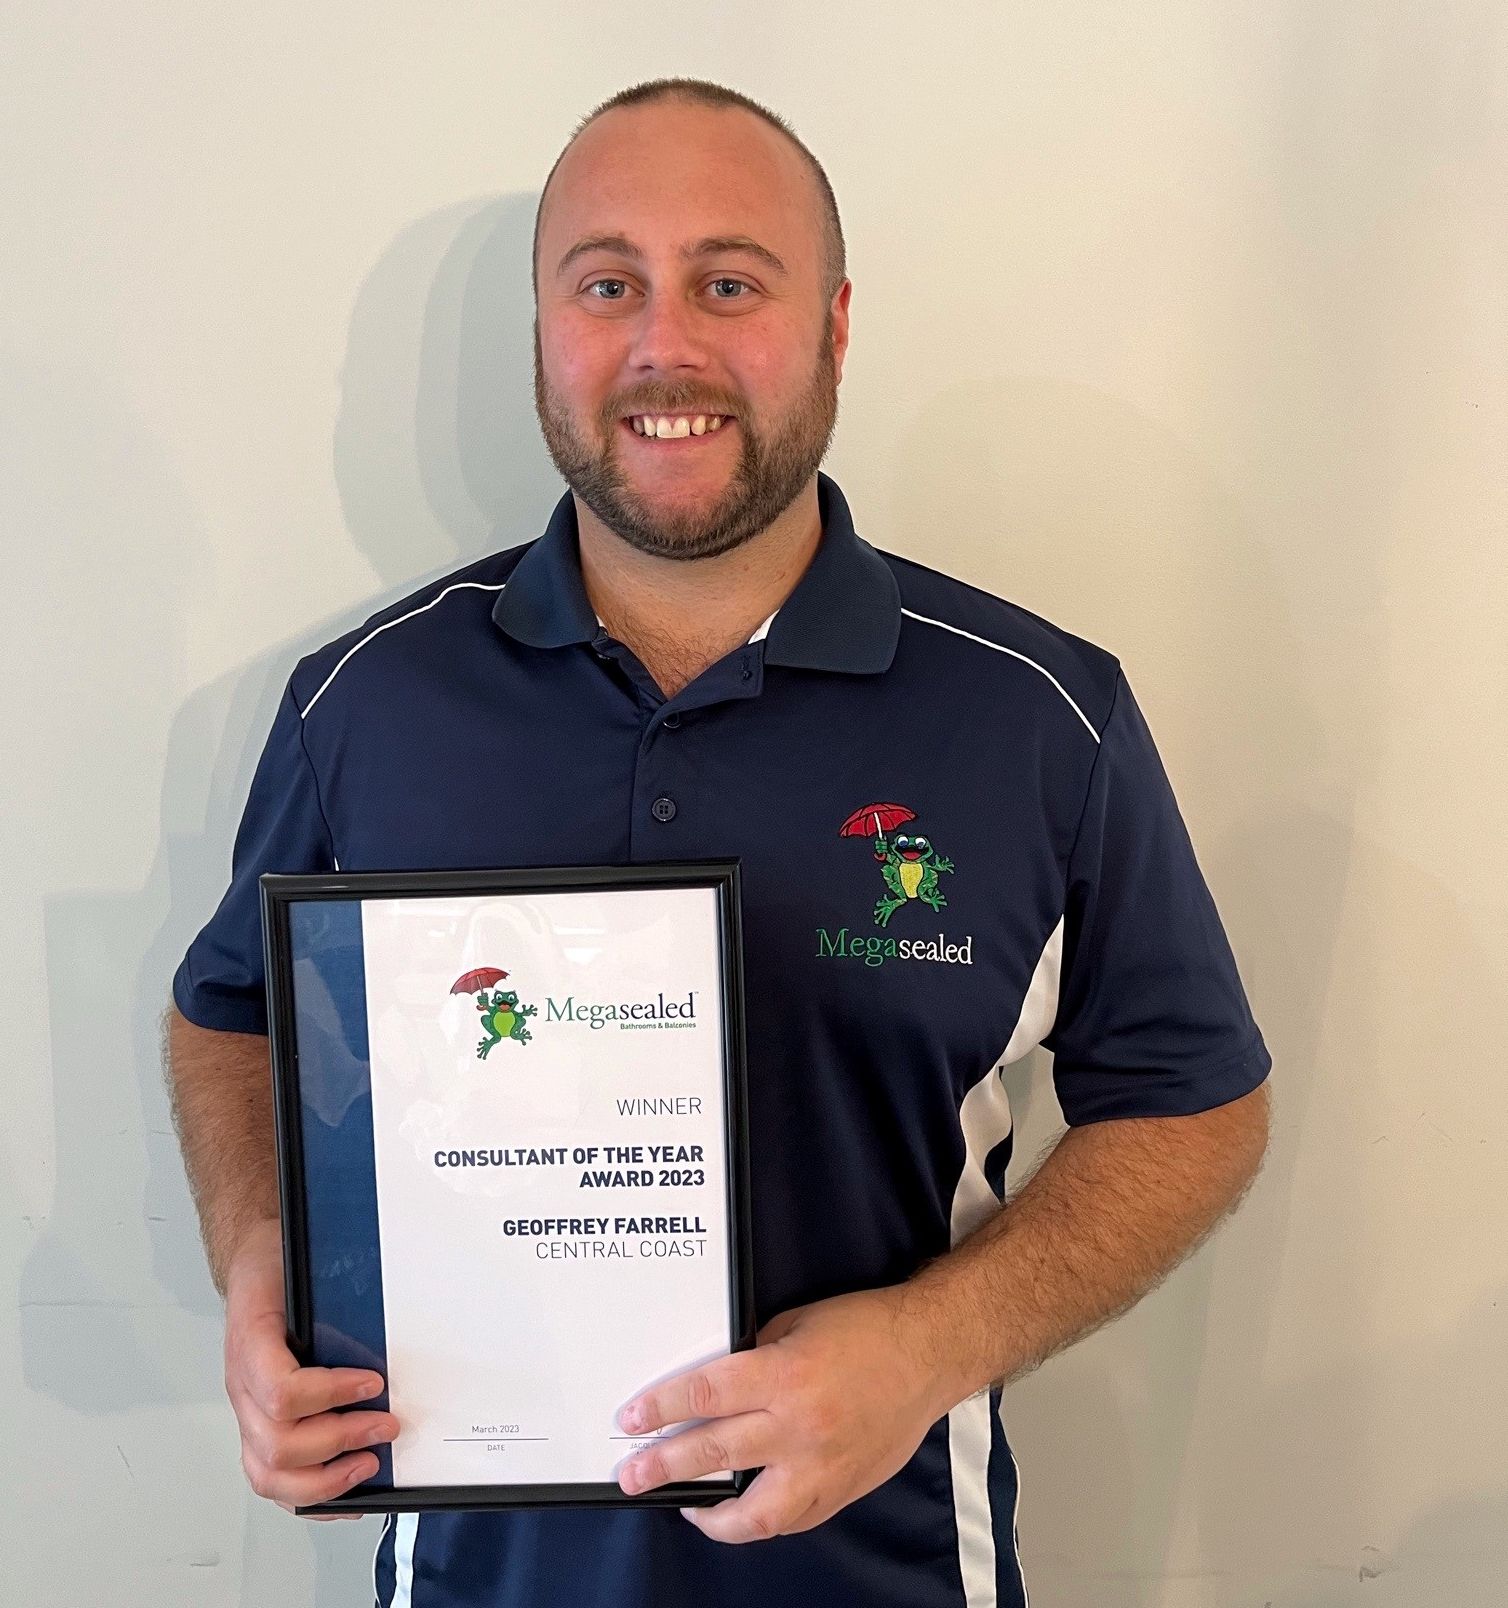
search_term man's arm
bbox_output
[161,1002,397,1514]
[161,1005,280,1295]
[613,1081,1271,1543]
[898,1079,1271,1404]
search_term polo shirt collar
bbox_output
[492,471,900,675]
[764,473,901,674]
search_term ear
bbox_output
[830,279,852,388]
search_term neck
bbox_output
[574,481,823,695]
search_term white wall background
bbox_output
[3,4,1504,1603]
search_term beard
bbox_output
[532,312,839,562]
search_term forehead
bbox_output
[542,101,820,277]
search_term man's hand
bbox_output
[614,1285,946,1544]
[223,1218,398,1519]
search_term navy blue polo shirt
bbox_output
[174,470,1270,1608]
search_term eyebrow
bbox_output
[555,233,789,280]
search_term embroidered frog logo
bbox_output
[838,803,957,927]
[873,833,954,926]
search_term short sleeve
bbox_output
[1043,670,1271,1124]
[171,678,335,1034]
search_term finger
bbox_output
[279,1503,364,1521]
[244,1405,399,1476]
[621,1350,776,1435]
[618,1413,763,1495]
[680,1466,814,1545]
[245,1449,379,1508]
[240,1325,386,1424]
[754,1308,800,1346]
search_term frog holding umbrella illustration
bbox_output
[451,967,538,1058]
[839,802,955,927]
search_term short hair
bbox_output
[532,78,846,306]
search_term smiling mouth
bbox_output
[620,413,735,444]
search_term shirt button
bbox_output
[651,796,677,822]
[662,712,681,729]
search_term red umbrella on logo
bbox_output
[839,802,916,844]
[451,967,508,998]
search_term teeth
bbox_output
[630,413,729,437]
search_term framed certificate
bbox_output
[259,860,755,1514]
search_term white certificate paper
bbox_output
[361,885,734,1488]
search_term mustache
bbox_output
[612,400,740,419]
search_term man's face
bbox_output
[533,101,850,561]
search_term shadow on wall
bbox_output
[19,192,558,1602]
[4,344,229,1495]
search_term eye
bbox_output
[583,276,753,304]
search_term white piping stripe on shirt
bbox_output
[949,1390,998,1608]
[371,1511,393,1607]
[1007,1437,1031,1608]
[899,609,1100,743]
[299,582,508,720]
[945,916,1062,1607]
[390,1511,419,1607]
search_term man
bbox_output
[166,77,1271,1608]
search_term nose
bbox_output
[625,287,711,379]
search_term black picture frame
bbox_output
[259,859,755,1514]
